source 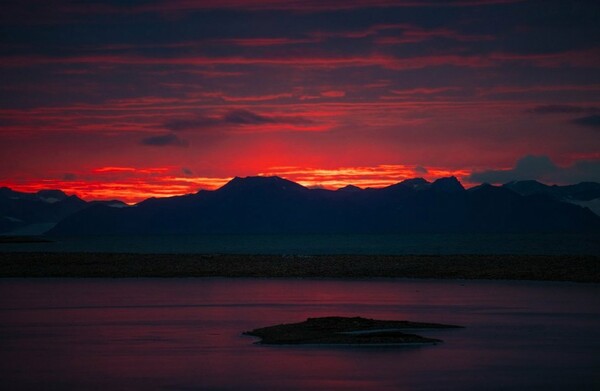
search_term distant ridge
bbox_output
[0,188,127,235]
[44,176,600,235]
[503,180,600,200]
[503,180,600,216]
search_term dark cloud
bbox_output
[164,109,314,131]
[572,115,600,128]
[140,133,188,147]
[63,173,77,180]
[182,167,193,175]
[528,105,600,130]
[222,109,313,126]
[529,105,600,114]
[469,155,600,184]
[223,109,274,125]
[469,155,557,183]
[414,165,428,174]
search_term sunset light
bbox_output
[1,2,599,390]
[0,0,598,201]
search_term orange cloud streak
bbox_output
[259,165,471,188]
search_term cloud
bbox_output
[572,115,600,128]
[93,167,169,174]
[527,106,600,129]
[182,167,193,176]
[215,93,293,102]
[62,173,77,181]
[0,52,497,71]
[321,90,346,98]
[468,155,600,184]
[223,109,274,125]
[224,109,314,126]
[164,109,315,132]
[413,165,428,174]
[49,0,522,16]
[6,48,595,72]
[529,105,600,114]
[164,117,218,131]
[140,133,188,147]
[141,0,526,13]
[209,38,318,47]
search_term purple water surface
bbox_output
[1,278,599,390]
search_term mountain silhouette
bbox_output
[503,180,600,201]
[503,180,600,216]
[46,176,600,236]
[0,187,126,234]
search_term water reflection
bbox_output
[1,278,599,390]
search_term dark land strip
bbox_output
[244,316,463,345]
[0,253,598,282]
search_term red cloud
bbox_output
[320,90,346,98]
[4,49,596,72]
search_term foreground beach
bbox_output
[1,252,598,282]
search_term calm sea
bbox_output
[1,278,598,390]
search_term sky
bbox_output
[0,0,599,203]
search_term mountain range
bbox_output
[1,176,592,236]
[502,180,600,215]
[0,187,126,235]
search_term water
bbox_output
[2,233,600,254]
[1,278,599,390]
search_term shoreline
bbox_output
[1,252,598,282]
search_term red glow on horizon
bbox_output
[0,178,229,204]
[1,165,472,204]
[260,165,471,189]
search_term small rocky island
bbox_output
[244,316,463,345]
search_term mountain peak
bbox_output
[503,180,550,195]
[399,177,430,190]
[218,176,307,193]
[337,184,362,192]
[431,176,464,193]
[467,182,494,192]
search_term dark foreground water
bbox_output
[2,233,600,254]
[1,278,599,390]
